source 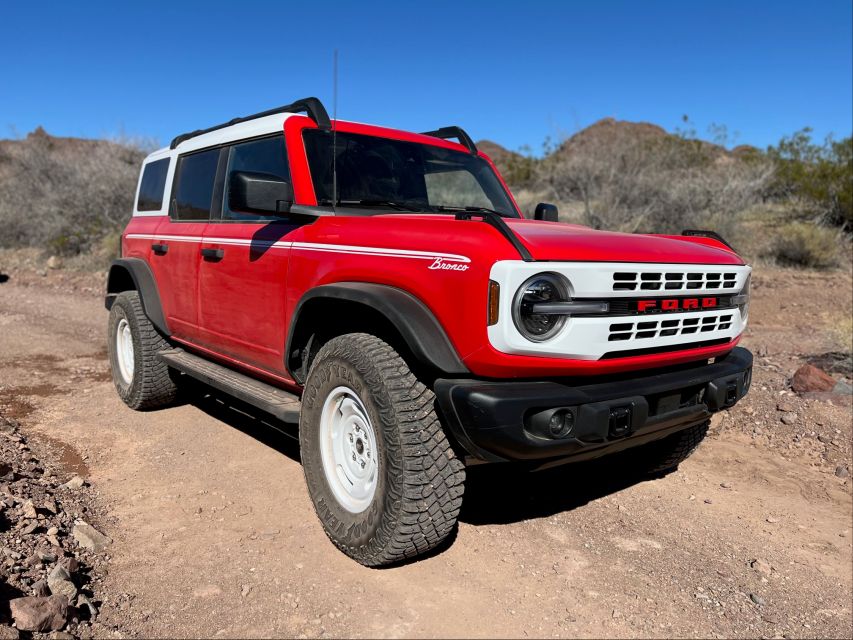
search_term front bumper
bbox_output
[435,347,752,465]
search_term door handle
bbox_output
[152,243,168,255]
[201,247,224,261]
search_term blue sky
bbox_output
[1,0,850,153]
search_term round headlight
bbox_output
[512,273,571,342]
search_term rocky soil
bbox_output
[0,255,850,638]
[1,414,117,638]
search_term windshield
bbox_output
[303,130,519,216]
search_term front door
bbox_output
[196,134,297,376]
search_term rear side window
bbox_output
[171,148,220,221]
[223,135,290,221]
[136,158,170,211]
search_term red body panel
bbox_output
[123,115,749,389]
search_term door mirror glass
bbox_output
[534,203,559,222]
[229,171,293,215]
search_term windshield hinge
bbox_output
[455,211,534,262]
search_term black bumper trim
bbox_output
[435,347,752,464]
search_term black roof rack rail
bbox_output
[681,229,736,251]
[170,97,331,150]
[421,126,478,155]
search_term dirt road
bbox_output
[1,265,851,638]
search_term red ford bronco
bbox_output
[106,97,752,566]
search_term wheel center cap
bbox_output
[355,439,364,454]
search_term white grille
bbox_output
[613,271,738,292]
[608,313,735,341]
[488,261,751,360]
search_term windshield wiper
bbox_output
[433,205,511,218]
[333,199,426,212]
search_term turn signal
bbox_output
[488,280,500,326]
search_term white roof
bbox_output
[145,112,299,162]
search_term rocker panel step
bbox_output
[158,348,301,423]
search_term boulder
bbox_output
[792,364,835,393]
[9,596,68,632]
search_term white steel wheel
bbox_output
[115,317,135,384]
[318,386,379,513]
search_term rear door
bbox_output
[150,147,221,342]
[196,134,298,375]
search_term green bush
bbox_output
[766,130,853,230]
[766,222,841,269]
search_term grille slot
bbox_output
[606,313,734,342]
[614,270,740,292]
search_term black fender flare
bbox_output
[105,258,170,336]
[286,282,469,381]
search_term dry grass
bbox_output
[764,222,843,269]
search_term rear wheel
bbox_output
[299,333,465,566]
[635,420,710,476]
[107,291,177,410]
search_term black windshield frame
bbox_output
[303,129,520,218]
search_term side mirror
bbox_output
[534,203,559,222]
[229,171,293,214]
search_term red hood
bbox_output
[504,219,744,265]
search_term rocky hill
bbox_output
[0,128,144,255]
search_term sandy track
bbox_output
[0,271,850,638]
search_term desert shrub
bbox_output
[0,128,147,256]
[535,124,773,238]
[766,130,853,230]
[765,222,841,269]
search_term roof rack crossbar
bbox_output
[421,126,478,155]
[170,97,331,149]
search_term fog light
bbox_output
[527,407,576,439]
[548,410,574,437]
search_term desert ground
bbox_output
[1,254,851,639]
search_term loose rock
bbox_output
[792,364,835,394]
[9,595,69,632]
[21,500,37,519]
[833,380,853,395]
[62,476,86,490]
[776,400,796,413]
[836,465,850,478]
[72,522,112,552]
[47,565,77,601]
[750,558,772,576]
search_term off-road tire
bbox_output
[637,419,710,476]
[107,291,177,410]
[299,333,465,567]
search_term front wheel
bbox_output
[299,333,465,566]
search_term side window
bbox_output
[171,148,220,221]
[223,135,290,221]
[136,158,170,212]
